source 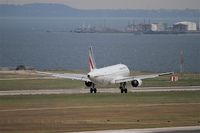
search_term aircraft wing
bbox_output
[114,72,174,84]
[35,71,90,82]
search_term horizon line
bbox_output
[1,3,200,10]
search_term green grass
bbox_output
[143,73,200,87]
[0,91,200,106]
[0,79,84,90]
[0,91,200,133]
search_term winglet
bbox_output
[89,46,96,71]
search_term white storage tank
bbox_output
[173,21,197,31]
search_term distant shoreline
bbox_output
[72,30,200,35]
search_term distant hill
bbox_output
[0,3,81,17]
[0,3,199,18]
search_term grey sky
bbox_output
[1,0,200,9]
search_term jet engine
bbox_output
[85,81,93,87]
[131,79,142,87]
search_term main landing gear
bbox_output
[120,82,127,93]
[90,83,97,93]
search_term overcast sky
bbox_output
[1,0,200,9]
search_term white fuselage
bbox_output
[87,64,130,85]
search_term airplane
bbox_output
[37,47,173,93]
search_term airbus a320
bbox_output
[37,47,173,93]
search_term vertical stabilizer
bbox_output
[89,46,96,71]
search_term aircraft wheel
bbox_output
[90,88,93,93]
[124,88,128,93]
[94,88,97,93]
[121,89,124,93]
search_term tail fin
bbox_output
[89,46,96,71]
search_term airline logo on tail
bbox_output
[89,47,96,71]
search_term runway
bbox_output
[71,126,200,133]
[0,86,200,96]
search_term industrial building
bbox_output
[151,23,167,31]
[173,21,197,31]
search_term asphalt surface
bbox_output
[71,126,200,133]
[0,86,200,95]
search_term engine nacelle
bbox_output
[85,81,93,87]
[131,79,142,87]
